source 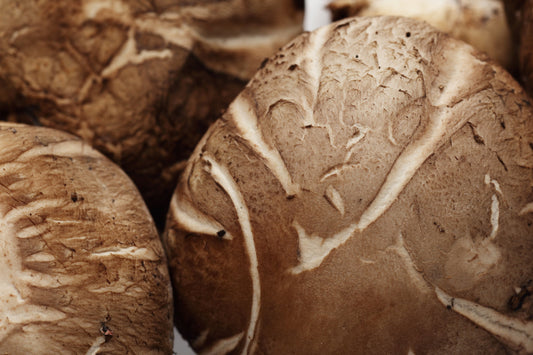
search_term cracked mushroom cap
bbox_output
[505,0,533,96]
[328,0,515,71]
[164,17,533,354]
[0,123,173,354]
[0,0,304,225]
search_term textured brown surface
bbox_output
[0,122,173,354]
[0,0,304,225]
[164,17,533,354]
[328,0,515,71]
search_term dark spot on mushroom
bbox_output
[70,192,78,202]
[405,32,411,37]
[217,230,226,238]
[508,284,532,311]
[287,194,296,200]
[433,221,445,233]
[10,128,16,134]
[446,305,452,310]
[467,122,485,145]
[355,54,359,59]
[288,64,298,71]
[259,58,268,69]
[492,8,499,15]
[100,322,113,340]
[496,154,508,171]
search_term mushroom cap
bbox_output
[164,16,533,354]
[328,0,515,71]
[0,122,173,354]
[0,0,304,224]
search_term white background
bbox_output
[172,1,331,353]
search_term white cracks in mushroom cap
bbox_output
[324,185,345,216]
[170,193,233,240]
[443,174,504,288]
[0,199,68,343]
[200,332,245,355]
[101,28,172,78]
[88,246,158,260]
[299,25,331,127]
[435,287,533,353]
[85,336,106,355]
[484,174,502,241]
[519,202,533,216]
[230,96,300,197]
[15,140,101,162]
[385,233,431,294]
[202,154,261,355]
[291,104,473,274]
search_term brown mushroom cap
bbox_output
[164,16,533,354]
[0,0,304,225]
[328,0,515,72]
[0,122,173,354]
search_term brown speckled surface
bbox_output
[0,122,173,354]
[165,16,533,354]
[0,0,304,225]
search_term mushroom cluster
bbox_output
[2,2,533,355]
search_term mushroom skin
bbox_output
[0,122,173,354]
[0,0,304,224]
[164,17,533,354]
[328,0,515,71]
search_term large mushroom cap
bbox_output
[0,122,173,354]
[164,16,533,354]
[0,0,304,224]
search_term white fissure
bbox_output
[3,199,66,225]
[16,140,101,161]
[101,28,172,78]
[89,246,158,261]
[203,154,261,355]
[200,332,245,355]
[519,202,533,216]
[292,105,472,273]
[86,336,106,355]
[489,195,499,241]
[0,204,68,343]
[344,124,370,163]
[484,174,501,241]
[170,193,233,240]
[324,185,345,216]
[300,25,331,126]
[230,96,300,196]
[386,233,430,294]
[435,287,533,352]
